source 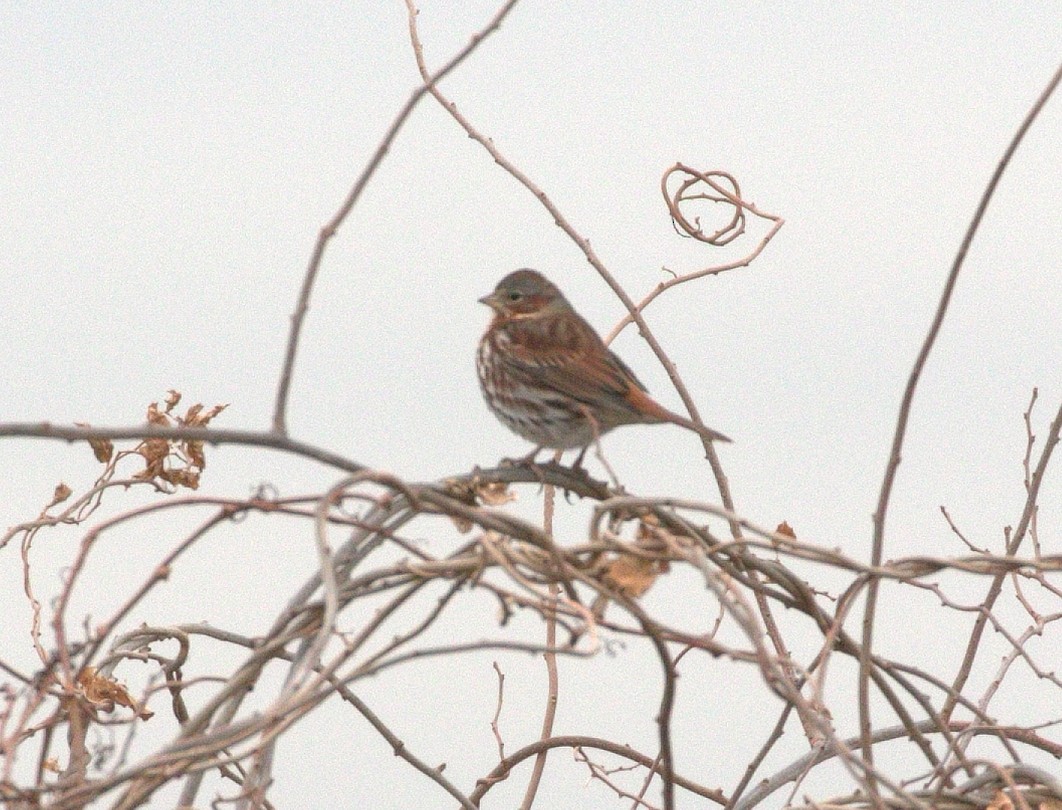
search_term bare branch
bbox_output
[861,61,1062,802]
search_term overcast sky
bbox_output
[2,4,1060,807]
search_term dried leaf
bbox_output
[602,553,668,598]
[77,667,154,720]
[51,483,73,506]
[139,438,169,465]
[987,791,1013,810]
[476,481,515,506]
[161,468,200,490]
[90,437,114,463]
[196,403,228,425]
[442,478,475,502]
[74,421,114,463]
[133,395,226,491]
[775,521,796,539]
[180,401,227,427]
[451,515,473,534]
[146,402,170,426]
[635,517,687,552]
[41,757,61,773]
[185,439,206,469]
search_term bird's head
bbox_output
[478,269,568,318]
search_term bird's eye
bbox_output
[507,291,522,302]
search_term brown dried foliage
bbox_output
[133,391,227,490]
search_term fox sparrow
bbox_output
[477,269,730,464]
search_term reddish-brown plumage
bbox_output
[476,269,730,460]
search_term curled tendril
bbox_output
[662,164,745,246]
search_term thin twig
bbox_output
[862,61,1062,802]
[270,0,521,434]
[520,482,560,809]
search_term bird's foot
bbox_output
[500,446,544,468]
[498,447,552,486]
[568,445,591,476]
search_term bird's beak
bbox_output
[478,292,501,311]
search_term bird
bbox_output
[476,268,730,467]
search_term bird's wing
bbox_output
[499,313,646,404]
[605,350,649,393]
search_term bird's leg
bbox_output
[499,445,553,488]
[568,405,603,477]
[571,444,590,472]
[568,405,621,488]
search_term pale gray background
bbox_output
[2,3,1060,807]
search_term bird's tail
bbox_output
[625,385,732,444]
[667,412,732,444]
